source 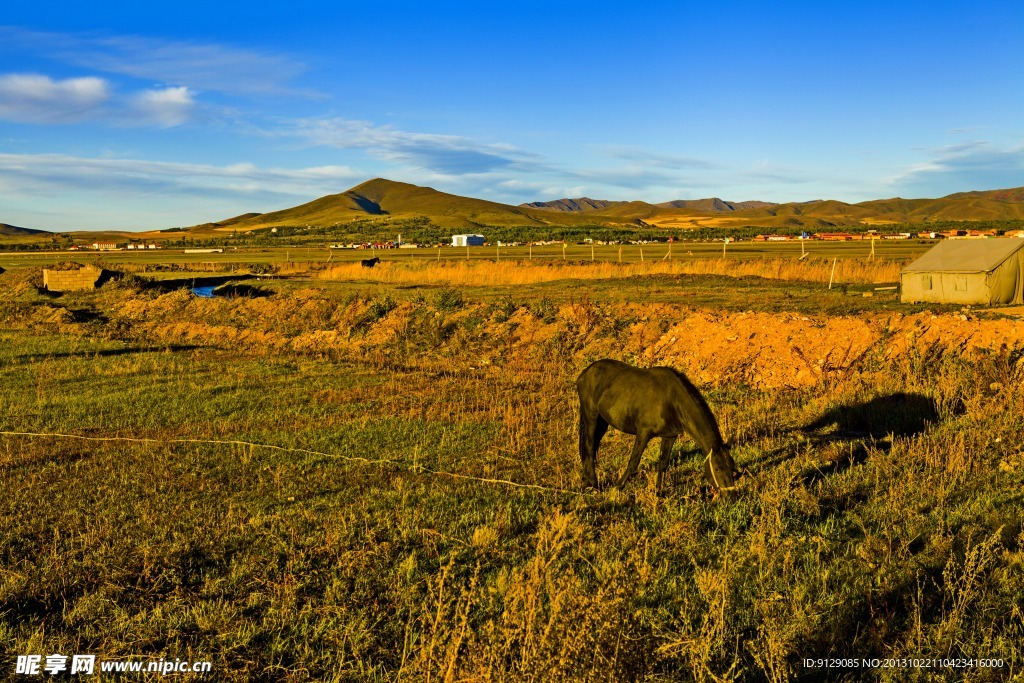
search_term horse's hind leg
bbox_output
[589,416,609,487]
[578,407,602,488]
[617,431,652,488]
[655,436,677,495]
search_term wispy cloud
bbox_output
[0,152,361,201]
[0,26,311,97]
[0,152,366,230]
[603,146,721,170]
[738,160,815,185]
[294,117,541,175]
[886,141,1024,194]
[291,118,755,200]
[0,73,109,123]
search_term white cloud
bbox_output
[0,72,203,128]
[0,27,311,97]
[0,73,109,123]
[132,86,196,128]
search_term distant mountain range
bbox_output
[521,198,625,212]
[189,179,1024,233]
[524,197,779,213]
[7,180,1024,237]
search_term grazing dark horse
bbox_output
[576,359,740,498]
[361,256,381,268]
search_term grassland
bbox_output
[1,254,1022,682]
[0,237,934,271]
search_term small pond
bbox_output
[187,281,272,298]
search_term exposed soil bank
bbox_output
[98,291,1024,389]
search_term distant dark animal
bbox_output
[361,256,381,268]
[576,359,741,498]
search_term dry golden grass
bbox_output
[317,257,903,287]
[3,265,1022,682]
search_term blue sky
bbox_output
[1,0,1022,231]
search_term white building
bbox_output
[452,234,485,247]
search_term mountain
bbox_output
[656,198,778,212]
[943,187,1024,203]
[208,178,586,231]
[0,223,51,236]
[521,198,624,212]
[194,181,1024,233]
[521,197,777,214]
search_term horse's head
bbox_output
[703,445,742,501]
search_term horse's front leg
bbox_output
[617,432,652,488]
[656,436,677,495]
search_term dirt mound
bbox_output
[60,285,1024,389]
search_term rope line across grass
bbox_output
[0,430,591,498]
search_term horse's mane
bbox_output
[668,367,724,444]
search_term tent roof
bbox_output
[902,238,1024,273]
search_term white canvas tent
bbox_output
[901,238,1024,305]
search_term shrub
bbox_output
[434,287,464,311]
[529,296,557,323]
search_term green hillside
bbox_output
[0,223,50,237]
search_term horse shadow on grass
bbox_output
[737,393,941,498]
[803,392,940,441]
[798,392,939,488]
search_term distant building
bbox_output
[452,234,485,247]
[92,242,118,250]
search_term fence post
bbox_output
[640,247,644,262]
[828,257,838,289]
